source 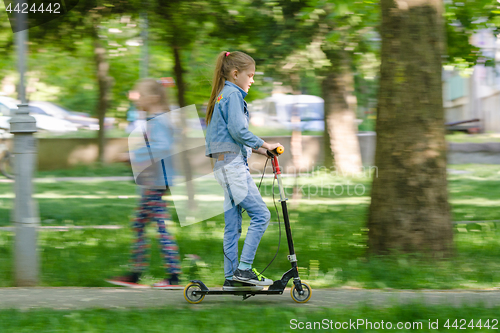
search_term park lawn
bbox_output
[0,164,499,289]
[35,162,133,178]
[446,132,500,143]
[248,125,324,137]
[1,304,500,332]
[35,128,131,139]
[0,179,137,227]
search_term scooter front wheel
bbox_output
[184,282,205,304]
[290,282,312,303]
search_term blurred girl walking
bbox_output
[107,78,182,289]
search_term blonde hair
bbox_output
[206,51,255,124]
[135,78,170,111]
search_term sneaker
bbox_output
[252,268,272,282]
[152,278,184,290]
[106,273,149,288]
[223,279,264,291]
[232,268,273,286]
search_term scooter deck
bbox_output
[202,289,284,296]
[190,279,287,296]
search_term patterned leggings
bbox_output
[130,189,181,276]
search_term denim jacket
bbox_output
[205,81,264,158]
[130,112,176,189]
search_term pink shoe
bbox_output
[106,275,150,288]
[152,279,184,290]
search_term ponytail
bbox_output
[206,51,227,125]
[206,51,255,124]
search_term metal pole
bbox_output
[11,0,39,287]
[140,9,148,78]
[16,9,26,104]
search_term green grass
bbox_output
[358,116,376,132]
[248,125,323,137]
[1,305,500,332]
[1,164,500,289]
[446,133,500,143]
[35,128,130,139]
[31,125,500,143]
[35,126,326,139]
[0,180,137,226]
[35,162,133,178]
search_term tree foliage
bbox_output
[0,0,497,119]
[445,0,499,67]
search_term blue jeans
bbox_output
[213,153,271,278]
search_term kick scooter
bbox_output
[183,147,312,304]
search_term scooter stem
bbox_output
[271,156,286,202]
[270,154,298,267]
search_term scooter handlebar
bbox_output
[266,146,284,158]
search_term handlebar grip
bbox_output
[266,146,285,157]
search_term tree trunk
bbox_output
[322,55,362,175]
[290,73,303,206]
[322,73,335,169]
[322,108,334,168]
[157,1,196,206]
[367,0,453,255]
[171,43,195,206]
[91,26,112,164]
[173,45,186,108]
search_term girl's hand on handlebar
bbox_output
[262,142,282,151]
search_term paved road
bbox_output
[1,288,499,310]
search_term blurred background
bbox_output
[0,0,498,171]
[0,0,499,293]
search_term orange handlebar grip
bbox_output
[267,146,285,158]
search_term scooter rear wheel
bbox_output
[184,282,205,304]
[290,282,312,303]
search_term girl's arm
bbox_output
[226,92,264,150]
[252,147,269,156]
[226,92,282,154]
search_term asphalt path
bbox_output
[1,288,499,310]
